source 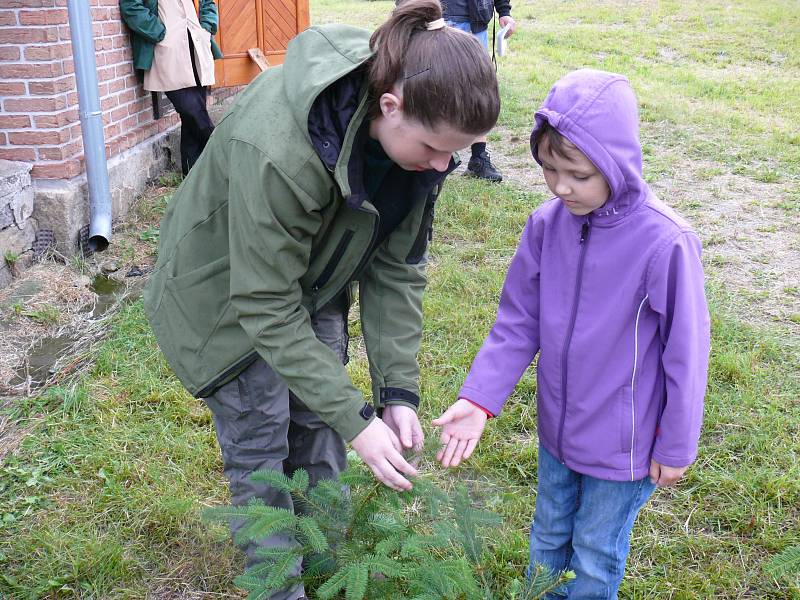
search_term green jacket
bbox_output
[143,25,456,442]
[119,0,223,71]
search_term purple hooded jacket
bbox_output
[459,70,710,481]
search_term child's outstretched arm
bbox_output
[432,399,490,467]
[647,230,711,484]
[433,213,545,468]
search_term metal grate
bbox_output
[77,223,93,257]
[32,228,55,259]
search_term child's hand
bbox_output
[431,398,488,468]
[649,459,688,487]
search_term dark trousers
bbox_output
[204,302,350,600]
[165,86,214,176]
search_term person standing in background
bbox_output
[443,0,515,182]
[120,0,223,176]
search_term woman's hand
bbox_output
[381,404,424,452]
[432,398,488,467]
[350,418,418,491]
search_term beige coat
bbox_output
[144,0,215,91]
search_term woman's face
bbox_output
[369,90,481,172]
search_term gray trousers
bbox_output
[204,302,349,600]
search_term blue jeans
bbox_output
[445,19,489,49]
[528,444,656,599]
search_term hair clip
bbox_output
[426,18,446,30]
[404,66,431,79]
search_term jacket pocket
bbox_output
[619,385,634,454]
[164,254,230,354]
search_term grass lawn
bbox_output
[1,0,798,597]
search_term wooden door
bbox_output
[213,0,310,87]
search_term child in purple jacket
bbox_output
[433,69,711,597]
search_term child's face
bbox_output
[538,136,610,216]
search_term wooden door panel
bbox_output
[214,0,309,87]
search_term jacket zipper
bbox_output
[310,229,356,315]
[310,210,379,316]
[557,217,591,462]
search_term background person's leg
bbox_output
[444,20,502,182]
[164,86,214,175]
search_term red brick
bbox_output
[33,109,78,128]
[0,133,6,145]
[32,159,83,179]
[67,91,77,107]
[4,96,67,112]
[110,105,128,121]
[0,12,18,26]
[112,34,127,49]
[68,123,81,139]
[107,77,125,94]
[0,115,31,128]
[10,129,70,145]
[4,0,55,6]
[24,42,71,61]
[104,122,121,139]
[0,147,37,161]
[0,27,59,44]
[90,6,110,19]
[38,140,81,160]
[0,62,63,79]
[117,89,134,105]
[100,95,117,111]
[96,36,112,51]
[28,75,74,95]
[0,82,26,95]
[103,49,126,65]
[63,59,74,74]
[0,46,21,60]
[101,21,120,35]
[97,65,114,81]
[119,114,137,131]
[18,9,68,25]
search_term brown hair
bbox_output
[532,120,575,161]
[368,0,500,135]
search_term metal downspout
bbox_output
[66,0,111,252]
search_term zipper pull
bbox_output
[579,222,590,244]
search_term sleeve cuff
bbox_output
[462,397,494,418]
[377,387,420,411]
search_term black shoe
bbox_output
[466,150,503,182]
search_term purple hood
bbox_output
[460,70,710,481]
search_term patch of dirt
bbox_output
[0,180,174,456]
[464,127,800,338]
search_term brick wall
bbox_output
[0,0,237,181]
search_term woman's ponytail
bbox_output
[368,0,499,135]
